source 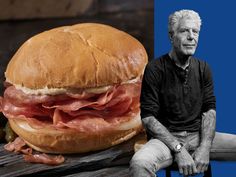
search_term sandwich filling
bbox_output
[1,80,141,132]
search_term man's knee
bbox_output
[130,154,157,172]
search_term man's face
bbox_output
[171,18,200,56]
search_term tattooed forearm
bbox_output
[142,116,179,151]
[200,109,216,148]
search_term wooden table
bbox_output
[0,133,145,177]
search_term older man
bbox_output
[129,9,236,177]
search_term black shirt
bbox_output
[140,54,216,133]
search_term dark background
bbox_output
[0,0,154,95]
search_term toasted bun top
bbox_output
[5,23,148,89]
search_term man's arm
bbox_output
[140,62,181,150]
[192,109,216,173]
[142,116,180,150]
[201,109,216,148]
[200,62,216,147]
[192,62,216,173]
[142,116,197,176]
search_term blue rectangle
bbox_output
[154,0,236,176]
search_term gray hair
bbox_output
[168,9,202,34]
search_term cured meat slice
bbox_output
[4,136,64,165]
[4,86,95,106]
[2,99,53,118]
[23,153,65,165]
[1,82,141,131]
[4,137,32,154]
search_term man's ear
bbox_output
[169,32,174,43]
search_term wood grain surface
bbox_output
[0,133,145,177]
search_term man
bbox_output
[129,9,236,177]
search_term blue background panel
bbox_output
[154,0,236,176]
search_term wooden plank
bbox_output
[0,133,145,177]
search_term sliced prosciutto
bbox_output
[4,137,32,155]
[1,82,141,131]
[23,153,65,166]
[4,137,64,165]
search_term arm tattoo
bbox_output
[142,116,179,151]
[200,109,216,148]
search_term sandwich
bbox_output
[0,23,148,154]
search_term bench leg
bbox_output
[165,169,171,177]
[203,164,212,177]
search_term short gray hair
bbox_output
[168,9,202,34]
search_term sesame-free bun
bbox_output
[8,113,143,154]
[5,23,148,89]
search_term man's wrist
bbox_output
[173,142,184,153]
[199,142,212,150]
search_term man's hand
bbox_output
[191,109,215,174]
[192,145,210,173]
[175,147,197,176]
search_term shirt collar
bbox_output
[167,53,191,72]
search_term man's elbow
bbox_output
[141,116,157,130]
[205,109,216,118]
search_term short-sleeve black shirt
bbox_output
[140,54,216,132]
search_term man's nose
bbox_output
[187,31,194,40]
